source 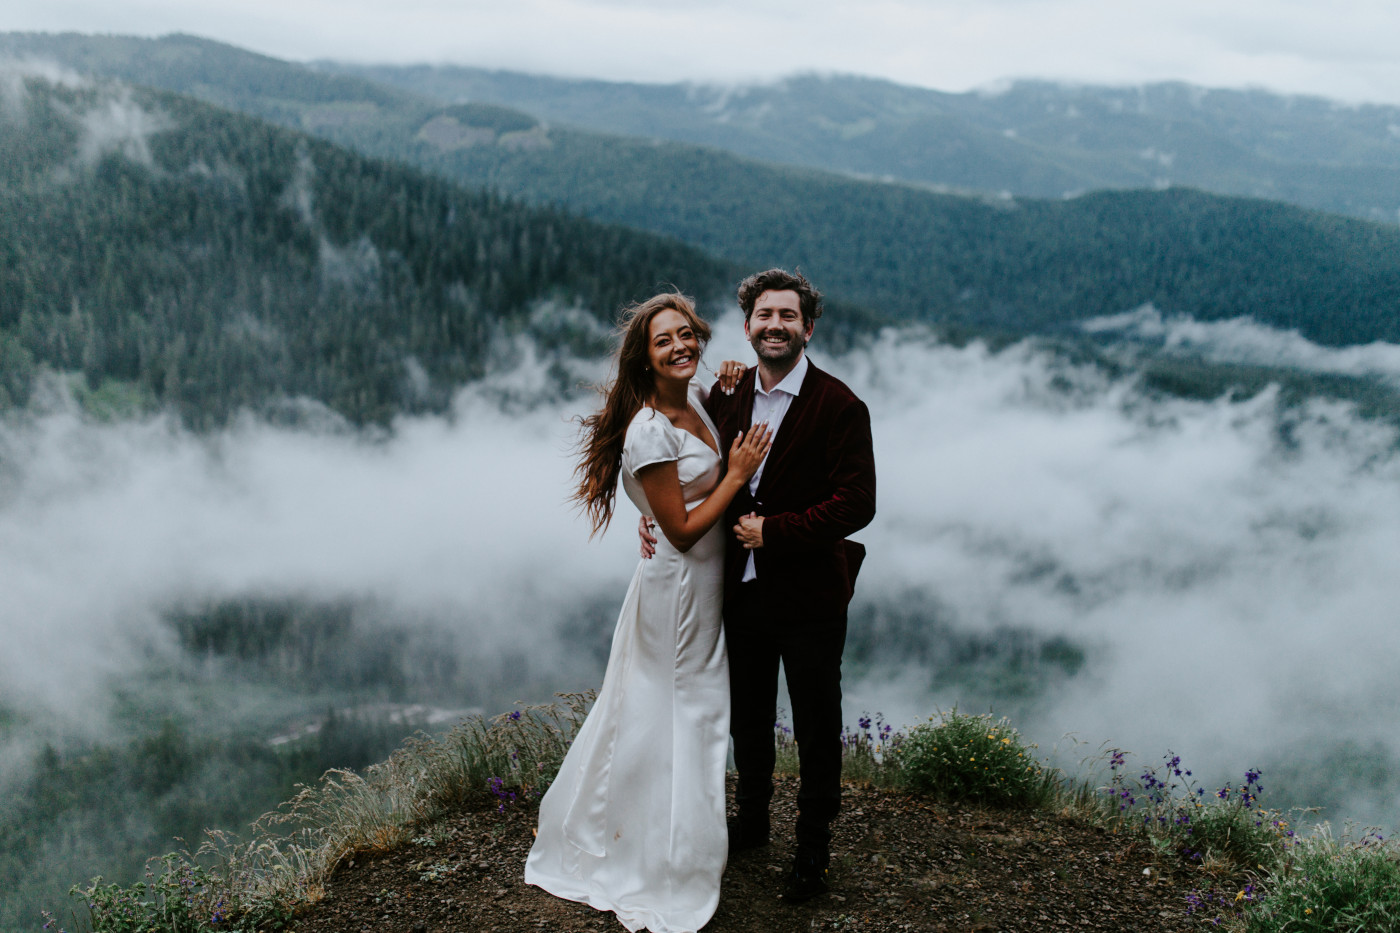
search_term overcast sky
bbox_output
[5,0,1400,105]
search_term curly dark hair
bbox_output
[736,268,823,326]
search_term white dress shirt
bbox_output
[742,353,808,582]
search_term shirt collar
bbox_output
[756,353,809,399]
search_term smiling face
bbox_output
[744,288,813,368]
[647,308,702,385]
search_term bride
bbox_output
[525,292,770,932]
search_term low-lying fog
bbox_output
[3,312,1399,830]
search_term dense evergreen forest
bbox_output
[0,74,733,425]
[430,136,1400,345]
[6,33,1397,351]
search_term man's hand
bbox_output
[734,512,765,550]
[638,515,657,559]
[717,360,748,395]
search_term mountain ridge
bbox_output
[6,32,1398,351]
[324,63,1400,225]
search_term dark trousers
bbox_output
[726,581,847,856]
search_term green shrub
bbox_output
[64,851,291,933]
[894,710,1048,806]
[1234,827,1400,933]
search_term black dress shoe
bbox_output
[781,853,829,902]
[726,817,770,854]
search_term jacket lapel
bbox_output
[754,361,816,500]
[714,370,756,469]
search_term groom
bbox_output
[644,269,876,900]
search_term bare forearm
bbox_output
[639,424,771,553]
[657,473,748,552]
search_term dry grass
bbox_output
[75,694,593,932]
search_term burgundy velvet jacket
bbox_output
[704,360,876,620]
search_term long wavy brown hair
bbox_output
[574,292,712,535]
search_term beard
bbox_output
[749,327,807,366]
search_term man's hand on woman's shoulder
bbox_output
[716,360,747,396]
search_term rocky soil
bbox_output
[293,775,1222,933]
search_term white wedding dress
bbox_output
[526,380,730,933]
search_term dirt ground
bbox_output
[292,775,1219,933]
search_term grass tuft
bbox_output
[1228,826,1400,933]
[838,712,904,786]
[1097,749,1297,875]
[67,694,592,933]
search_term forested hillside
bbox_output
[330,65,1400,226]
[0,72,732,425]
[6,33,1397,349]
[420,136,1400,344]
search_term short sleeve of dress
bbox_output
[621,410,681,477]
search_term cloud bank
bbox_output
[3,313,1399,828]
[1083,306,1400,383]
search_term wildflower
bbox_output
[510,710,522,721]
[487,776,517,813]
